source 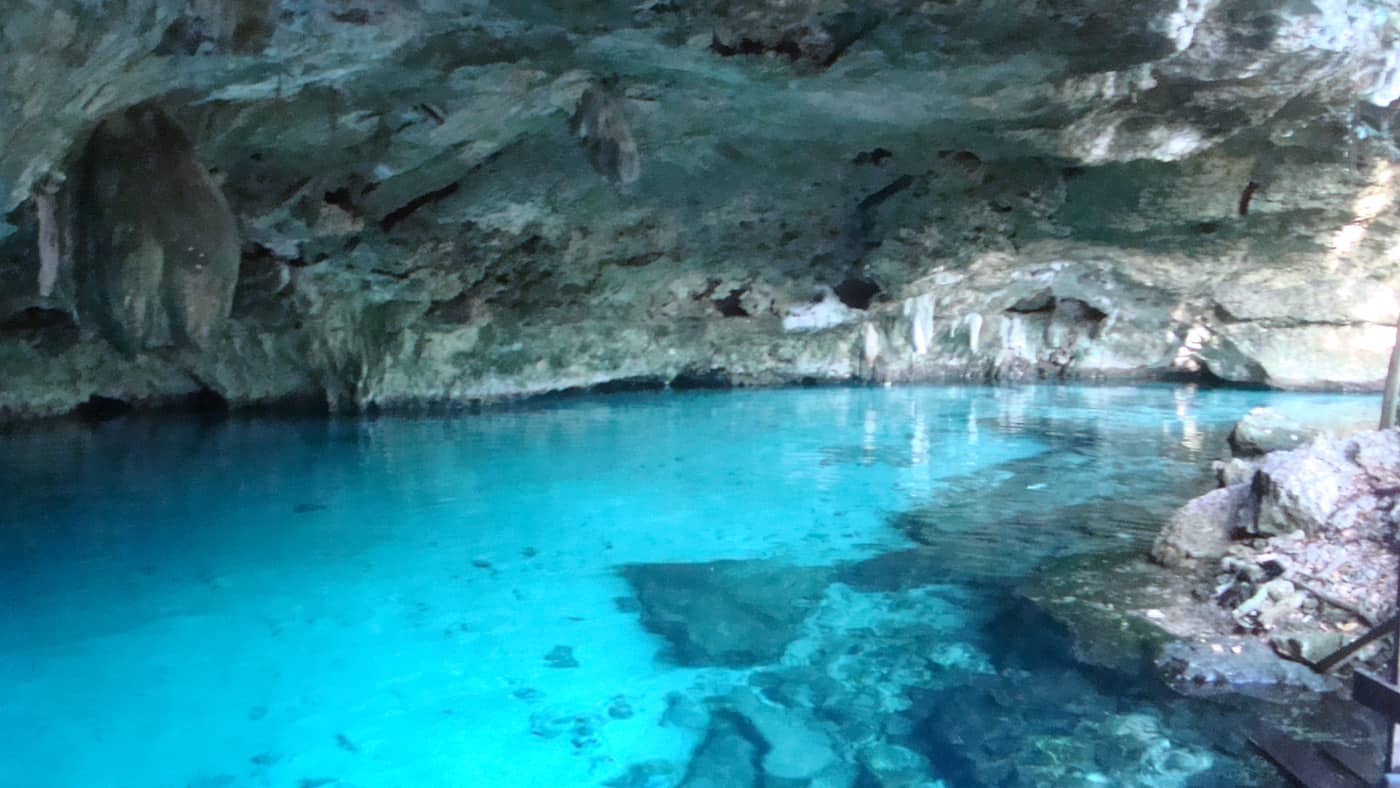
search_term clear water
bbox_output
[0,384,1379,787]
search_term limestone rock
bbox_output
[1228,407,1316,457]
[620,560,834,667]
[729,686,838,782]
[1156,638,1338,693]
[1213,457,1257,487]
[679,712,762,788]
[72,105,240,352]
[1150,484,1252,570]
[569,79,640,184]
[858,742,935,787]
[2,2,1400,417]
[1150,427,1400,687]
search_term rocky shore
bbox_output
[1021,405,1398,771]
[1152,411,1398,676]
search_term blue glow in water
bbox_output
[0,385,1379,786]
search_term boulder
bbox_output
[1150,484,1252,570]
[1228,407,1317,457]
[1247,431,1400,537]
[1156,638,1338,693]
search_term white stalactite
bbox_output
[966,313,983,354]
[1001,314,1028,357]
[863,322,882,371]
[903,293,935,355]
[35,191,59,298]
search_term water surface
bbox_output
[0,385,1379,786]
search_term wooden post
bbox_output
[1383,318,1400,430]
[1390,550,1400,779]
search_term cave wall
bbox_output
[2,0,1400,418]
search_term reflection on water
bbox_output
[0,384,1378,787]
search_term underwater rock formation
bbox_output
[622,560,834,667]
[0,1,1399,416]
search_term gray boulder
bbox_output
[1248,430,1400,538]
[1151,484,1253,570]
[1228,407,1316,457]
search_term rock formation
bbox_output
[1,1,1400,417]
[71,105,241,352]
[1148,422,1400,684]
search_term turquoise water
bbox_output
[0,384,1379,787]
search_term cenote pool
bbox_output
[0,384,1382,787]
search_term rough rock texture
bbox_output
[1150,428,1400,681]
[1151,484,1255,569]
[1227,406,1319,457]
[1155,429,1400,565]
[4,1,1400,417]
[72,105,242,352]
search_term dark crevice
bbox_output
[709,11,879,69]
[1238,180,1261,216]
[853,147,893,166]
[714,288,751,317]
[1060,297,1108,323]
[939,149,982,166]
[331,9,370,24]
[616,251,663,268]
[693,278,722,301]
[1212,303,1240,323]
[670,369,733,390]
[857,175,914,212]
[417,103,446,125]
[323,187,355,212]
[379,182,460,232]
[425,292,473,324]
[590,375,667,394]
[74,395,132,422]
[819,10,884,67]
[834,276,881,310]
[0,307,75,333]
[184,386,230,415]
[369,266,436,281]
[710,34,801,61]
[1159,364,1271,389]
[1007,290,1056,314]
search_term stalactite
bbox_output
[34,188,60,299]
[569,78,640,185]
[903,293,935,355]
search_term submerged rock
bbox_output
[620,560,834,667]
[679,712,763,788]
[911,674,1217,788]
[728,686,838,782]
[1157,638,1339,693]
